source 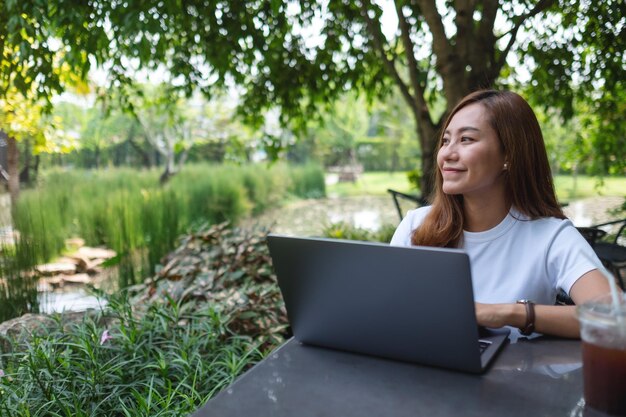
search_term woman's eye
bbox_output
[461,136,474,142]
[442,138,450,145]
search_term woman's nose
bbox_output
[439,143,458,160]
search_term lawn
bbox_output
[327,172,626,203]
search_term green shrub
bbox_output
[322,222,396,243]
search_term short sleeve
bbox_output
[390,206,432,247]
[545,221,604,295]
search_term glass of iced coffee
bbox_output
[577,292,626,416]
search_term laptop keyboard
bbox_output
[478,340,492,354]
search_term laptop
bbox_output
[266,234,509,374]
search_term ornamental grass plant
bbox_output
[0,294,265,416]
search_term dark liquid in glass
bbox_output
[582,341,626,415]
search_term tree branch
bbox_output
[477,0,499,41]
[359,0,418,117]
[454,0,475,63]
[496,0,556,71]
[394,0,433,125]
[414,0,454,63]
[476,0,499,70]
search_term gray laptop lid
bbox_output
[267,234,508,374]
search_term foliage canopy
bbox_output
[1,0,625,192]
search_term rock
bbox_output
[0,310,117,353]
[65,237,85,249]
[0,313,57,353]
[60,254,90,273]
[36,262,77,276]
[86,257,106,271]
[37,280,55,292]
[77,247,116,260]
[39,276,64,289]
[61,273,92,285]
[38,273,92,290]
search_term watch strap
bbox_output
[516,300,535,335]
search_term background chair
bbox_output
[576,218,626,291]
[387,189,428,221]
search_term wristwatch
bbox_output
[516,299,536,335]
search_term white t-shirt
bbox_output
[390,206,602,305]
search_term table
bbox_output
[192,337,609,417]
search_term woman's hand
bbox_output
[475,270,612,338]
[476,301,586,338]
[475,302,521,329]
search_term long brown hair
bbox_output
[411,90,565,248]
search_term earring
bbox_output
[503,163,508,169]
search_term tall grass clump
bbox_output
[0,293,265,416]
[283,163,326,199]
[9,163,325,292]
[0,240,39,323]
[170,165,251,227]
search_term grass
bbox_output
[553,175,626,202]
[0,242,39,321]
[327,171,626,202]
[327,172,414,197]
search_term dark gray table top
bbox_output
[193,337,608,417]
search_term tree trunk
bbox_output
[19,138,31,184]
[125,121,152,167]
[33,154,40,180]
[159,152,177,184]
[7,135,19,214]
[414,117,439,200]
[373,0,555,198]
[94,145,101,169]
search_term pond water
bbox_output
[39,289,108,314]
[241,195,403,236]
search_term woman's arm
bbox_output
[475,269,612,338]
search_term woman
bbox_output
[390,89,610,338]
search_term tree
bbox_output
[2,0,624,196]
[1,1,91,206]
[0,88,46,211]
[310,93,370,168]
[213,0,626,194]
[125,83,210,182]
[75,98,143,169]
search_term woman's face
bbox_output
[437,103,506,199]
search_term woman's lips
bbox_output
[442,167,465,174]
